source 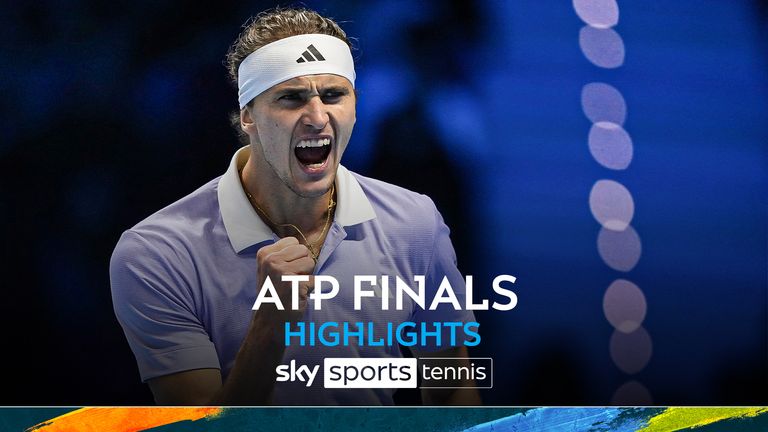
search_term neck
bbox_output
[240,151,335,240]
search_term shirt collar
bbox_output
[218,146,376,253]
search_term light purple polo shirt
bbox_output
[110,146,474,405]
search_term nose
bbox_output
[302,96,329,130]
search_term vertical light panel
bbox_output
[574,0,653,404]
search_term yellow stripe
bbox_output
[638,407,767,432]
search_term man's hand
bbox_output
[255,236,316,324]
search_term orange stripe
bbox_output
[27,407,223,432]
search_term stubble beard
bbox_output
[264,150,335,200]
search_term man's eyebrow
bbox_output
[273,87,310,95]
[320,86,350,94]
[272,85,350,96]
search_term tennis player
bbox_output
[111,7,481,405]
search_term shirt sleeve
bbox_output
[110,230,221,382]
[410,197,477,353]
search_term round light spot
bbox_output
[589,179,634,231]
[588,121,633,170]
[579,26,625,69]
[573,0,619,29]
[610,326,652,374]
[610,380,653,405]
[581,82,626,125]
[597,225,641,272]
[603,279,646,333]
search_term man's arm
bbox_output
[145,237,314,405]
[417,346,482,405]
[148,369,221,406]
[409,198,481,405]
[147,309,285,405]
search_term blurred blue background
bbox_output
[0,1,765,404]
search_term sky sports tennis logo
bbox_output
[276,358,492,389]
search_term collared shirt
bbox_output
[110,146,473,405]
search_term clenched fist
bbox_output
[255,236,315,323]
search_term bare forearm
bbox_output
[148,239,315,406]
[210,313,287,405]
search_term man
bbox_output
[110,7,480,405]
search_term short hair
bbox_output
[225,7,352,144]
[227,7,351,97]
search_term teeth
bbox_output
[297,138,331,148]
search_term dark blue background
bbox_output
[0,1,765,404]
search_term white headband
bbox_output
[237,33,356,109]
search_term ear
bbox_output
[240,106,257,135]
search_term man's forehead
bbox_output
[271,74,352,90]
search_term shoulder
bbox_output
[110,177,222,279]
[123,177,221,248]
[351,171,441,231]
[347,171,447,274]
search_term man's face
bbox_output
[243,74,356,198]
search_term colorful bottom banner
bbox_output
[8,407,768,432]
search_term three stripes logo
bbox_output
[296,44,326,63]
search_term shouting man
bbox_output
[111,7,480,405]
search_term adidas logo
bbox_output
[296,44,326,63]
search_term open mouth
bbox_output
[294,138,332,168]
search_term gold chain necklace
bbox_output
[243,183,336,262]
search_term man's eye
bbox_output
[279,93,302,101]
[321,92,343,102]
